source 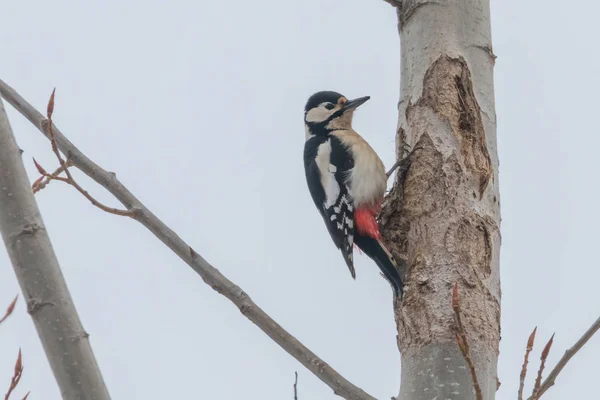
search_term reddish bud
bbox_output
[33,158,48,176]
[32,177,44,193]
[541,333,555,360]
[47,88,56,119]
[452,282,460,310]
[14,348,22,376]
[7,295,18,315]
[527,327,537,350]
[0,294,18,324]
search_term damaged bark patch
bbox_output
[381,132,443,260]
[401,133,445,218]
[444,214,492,279]
[394,253,436,352]
[396,126,408,160]
[420,55,492,197]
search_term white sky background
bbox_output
[0,1,598,399]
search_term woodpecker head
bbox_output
[304,91,370,137]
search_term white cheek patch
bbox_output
[305,107,332,123]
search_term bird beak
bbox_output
[342,96,370,111]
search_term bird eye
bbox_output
[324,103,335,110]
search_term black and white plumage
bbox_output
[303,90,404,297]
[305,133,356,275]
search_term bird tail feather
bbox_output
[354,235,404,297]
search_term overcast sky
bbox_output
[1,1,599,399]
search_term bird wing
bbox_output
[304,136,356,278]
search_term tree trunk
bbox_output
[0,98,111,400]
[380,1,500,399]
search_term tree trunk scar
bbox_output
[11,223,45,244]
[444,214,492,279]
[418,55,492,198]
[27,298,56,315]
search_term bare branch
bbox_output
[0,295,18,325]
[0,79,377,400]
[51,169,134,217]
[518,327,537,400]
[452,282,483,400]
[294,372,298,400]
[529,316,600,399]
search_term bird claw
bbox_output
[386,143,412,179]
[400,142,411,157]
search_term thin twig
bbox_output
[294,371,298,400]
[4,349,23,400]
[452,282,483,400]
[528,316,600,399]
[33,155,131,216]
[531,334,554,399]
[0,295,18,325]
[32,160,72,193]
[30,90,134,217]
[518,327,537,400]
[46,89,72,181]
[0,79,377,400]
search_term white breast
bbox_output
[331,130,386,207]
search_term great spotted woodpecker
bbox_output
[303,90,404,297]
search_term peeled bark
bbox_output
[380,1,500,399]
[0,97,111,399]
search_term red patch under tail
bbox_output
[354,204,382,240]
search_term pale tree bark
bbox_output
[380,1,500,399]
[0,97,111,399]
